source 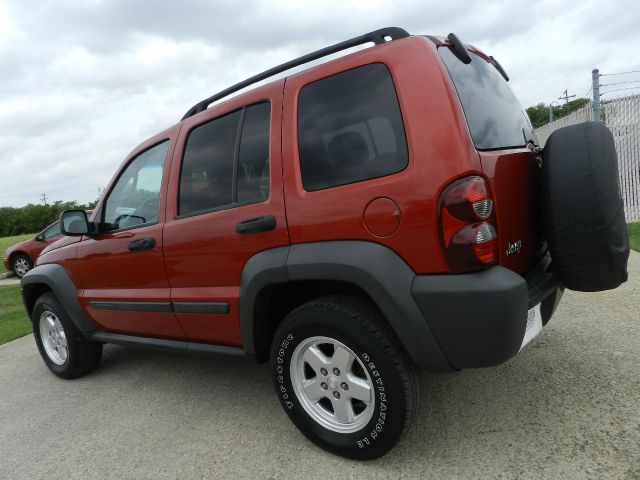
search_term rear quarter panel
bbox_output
[282,36,481,274]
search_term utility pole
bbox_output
[558,89,576,104]
[548,100,560,124]
[40,193,48,205]
[592,68,603,122]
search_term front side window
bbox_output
[103,140,169,232]
[42,222,61,239]
[179,102,271,216]
[297,63,408,191]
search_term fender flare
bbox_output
[239,241,452,371]
[21,264,96,334]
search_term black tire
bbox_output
[542,121,629,292]
[32,292,102,379]
[12,253,32,278]
[270,295,420,460]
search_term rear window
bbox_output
[439,48,535,150]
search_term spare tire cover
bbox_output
[542,121,629,292]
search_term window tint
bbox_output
[179,102,271,216]
[237,102,270,204]
[179,110,240,216]
[42,222,61,239]
[297,63,408,191]
[103,140,169,232]
[439,48,535,149]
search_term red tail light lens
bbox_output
[439,176,498,272]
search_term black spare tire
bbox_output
[542,121,629,292]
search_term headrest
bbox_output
[327,132,369,166]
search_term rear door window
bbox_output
[439,47,535,150]
[297,63,408,191]
[179,110,241,216]
[178,102,271,216]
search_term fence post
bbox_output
[592,68,603,122]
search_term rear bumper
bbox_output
[411,253,563,369]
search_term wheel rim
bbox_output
[39,310,68,365]
[290,336,375,434]
[14,257,30,277]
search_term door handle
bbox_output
[236,215,276,235]
[128,237,156,251]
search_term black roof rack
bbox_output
[181,27,411,121]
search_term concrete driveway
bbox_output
[1,253,639,479]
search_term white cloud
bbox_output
[1,0,639,206]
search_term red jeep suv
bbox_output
[21,28,629,459]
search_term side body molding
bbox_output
[239,241,452,371]
[21,263,97,333]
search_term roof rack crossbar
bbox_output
[181,27,410,120]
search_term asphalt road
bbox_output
[1,253,639,479]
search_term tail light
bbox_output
[439,176,498,272]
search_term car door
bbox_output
[163,80,289,346]
[27,222,62,262]
[76,127,185,339]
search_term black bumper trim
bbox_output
[411,254,562,370]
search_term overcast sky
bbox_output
[1,0,639,207]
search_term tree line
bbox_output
[0,200,97,237]
[526,98,591,129]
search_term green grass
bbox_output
[0,233,37,274]
[629,222,640,253]
[0,286,31,345]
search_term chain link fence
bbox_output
[534,102,593,146]
[534,95,640,221]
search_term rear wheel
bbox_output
[32,292,102,379]
[12,254,32,278]
[271,295,420,460]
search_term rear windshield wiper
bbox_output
[489,56,509,82]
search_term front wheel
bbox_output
[271,295,420,460]
[12,254,32,278]
[32,292,103,379]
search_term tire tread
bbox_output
[288,294,421,436]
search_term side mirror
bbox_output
[35,234,44,241]
[60,210,92,236]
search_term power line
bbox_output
[600,87,640,97]
[600,80,640,87]
[599,69,640,76]
[40,193,48,205]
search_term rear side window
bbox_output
[439,48,535,150]
[297,63,408,191]
[237,102,270,204]
[179,110,240,215]
[179,102,271,216]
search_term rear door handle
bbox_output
[236,215,276,235]
[128,237,156,251]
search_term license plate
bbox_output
[520,303,542,349]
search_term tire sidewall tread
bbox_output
[32,292,102,379]
[271,295,419,460]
